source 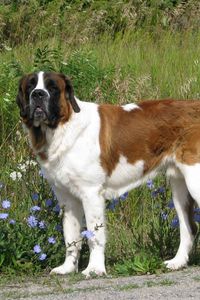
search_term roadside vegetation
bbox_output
[0,0,200,276]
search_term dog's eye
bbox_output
[27,78,37,89]
[47,81,59,93]
[49,85,58,92]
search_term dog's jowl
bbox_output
[16,71,200,276]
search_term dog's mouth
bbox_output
[34,106,46,118]
[31,106,48,125]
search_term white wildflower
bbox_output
[16,130,22,140]
[3,44,12,51]
[25,160,37,167]
[18,163,27,172]
[10,171,22,181]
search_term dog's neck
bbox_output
[27,124,51,160]
[27,102,89,163]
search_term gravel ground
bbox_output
[1,267,200,300]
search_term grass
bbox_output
[0,0,200,278]
[159,279,175,286]
[193,276,200,281]
[118,283,140,291]
[145,279,175,287]
[1,32,200,276]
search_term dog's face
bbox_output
[16,71,80,128]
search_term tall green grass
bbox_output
[91,31,200,100]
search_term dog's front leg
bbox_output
[51,196,84,275]
[81,190,106,277]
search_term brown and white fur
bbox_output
[16,71,200,277]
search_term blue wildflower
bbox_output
[161,212,168,220]
[146,179,154,189]
[45,199,53,207]
[194,214,200,223]
[55,224,63,232]
[2,199,11,209]
[38,221,46,229]
[194,207,200,213]
[168,199,175,209]
[171,217,179,228]
[0,182,4,189]
[33,245,41,254]
[151,190,158,197]
[81,230,95,239]
[53,204,60,213]
[151,186,165,197]
[39,168,46,178]
[39,253,47,261]
[9,219,16,225]
[48,237,56,244]
[31,193,39,201]
[107,198,119,211]
[158,187,165,194]
[119,192,129,201]
[0,213,9,220]
[30,205,41,212]
[27,215,38,227]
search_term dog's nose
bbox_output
[31,89,48,100]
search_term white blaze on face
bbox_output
[36,71,46,90]
[30,71,50,101]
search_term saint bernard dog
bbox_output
[16,71,200,277]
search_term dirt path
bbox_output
[1,267,200,300]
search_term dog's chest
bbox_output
[39,140,105,199]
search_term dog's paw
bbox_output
[82,266,106,279]
[50,262,78,275]
[164,257,187,270]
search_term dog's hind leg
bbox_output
[164,172,197,270]
[180,163,200,207]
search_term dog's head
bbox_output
[16,71,80,128]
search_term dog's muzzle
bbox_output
[30,89,49,121]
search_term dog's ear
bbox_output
[63,75,80,113]
[16,76,28,118]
